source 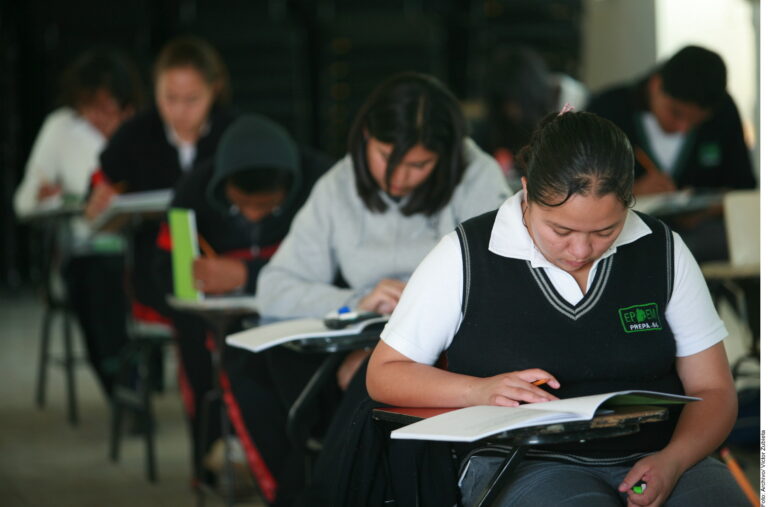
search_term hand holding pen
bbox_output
[465,368,560,407]
[85,181,124,220]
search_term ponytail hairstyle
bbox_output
[517,110,635,208]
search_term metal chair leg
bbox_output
[63,309,78,425]
[141,344,158,482]
[35,307,54,408]
[110,398,124,462]
[473,446,528,507]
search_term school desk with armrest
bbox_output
[23,200,85,426]
[373,405,669,507]
[699,190,760,379]
[167,296,260,506]
[90,190,173,482]
[282,327,382,455]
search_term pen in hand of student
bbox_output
[198,234,217,258]
[469,369,560,407]
[85,181,125,220]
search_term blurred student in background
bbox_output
[14,47,144,399]
[251,72,511,505]
[86,36,235,318]
[588,46,755,261]
[475,47,587,191]
[588,45,754,196]
[154,115,332,489]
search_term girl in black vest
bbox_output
[367,110,748,506]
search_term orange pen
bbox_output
[531,379,549,386]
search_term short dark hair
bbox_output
[659,45,727,109]
[226,168,294,194]
[484,46,557,153]
[58,47,144,110]
[347,72,468,216]
[153,36,231,103]
[519,111,634,208]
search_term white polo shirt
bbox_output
[381,192,727,365]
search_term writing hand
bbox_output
[85,182,117,220]
[358,278,406,315]
[37,182,62,201]
[619,451,683,507]
[192,257,247,294]
[466,369,560,407]
[633,171,677,196]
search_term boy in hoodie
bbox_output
[155,115,331,489]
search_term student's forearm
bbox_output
[367,360,479,408]
[661,386,737,470]
[256,266,357,318]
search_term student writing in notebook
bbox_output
[243,72,510,505]
[587,46,756,262]
[367,111,749,506]
[154,114,331,488]
[14,47,143,400]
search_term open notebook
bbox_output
[90,188,173,232]
[226,314,388,354]
[167,207,259,310]
[390,390,699,442]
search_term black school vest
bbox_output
[446,210,683,460]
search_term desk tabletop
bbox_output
[633,190,723,217]
[281,329,380,353]
[373,405,668,446]
[166,295,260,314]
[90,189,172,233]
[699,262,760,279]
[22,201,85,222]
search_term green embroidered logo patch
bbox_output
[618,303,662,333]
[699,142,721,167]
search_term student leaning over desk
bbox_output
[588,46,756,263]
[247,72,511,505]
[367,110,749,506]
[153,115,332,491]
[14,47,143,400]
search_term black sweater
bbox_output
[99,106,236,314]
[587,77,755,191]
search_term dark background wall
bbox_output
[0,0,583,288]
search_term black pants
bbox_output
[171,310,220,483]
[63,254,129,399]
[225,345,340,505]
[296,359,460,507]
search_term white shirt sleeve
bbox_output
[14,112,65,217]
[380,232,464,364]
[666,232,728,356]
[14,108,103,218]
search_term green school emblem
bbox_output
[699,143,721,167]
[618,303,662,333]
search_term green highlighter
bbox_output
[632,480,647,494]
